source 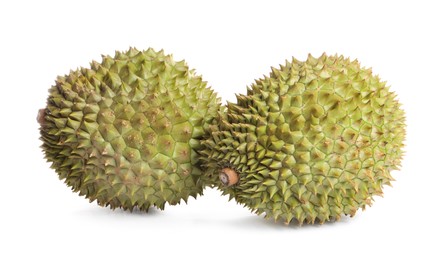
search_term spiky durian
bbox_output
[201,53,405,224]
[39,47,220,211]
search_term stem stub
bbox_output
[219,168,238,187]
[37,108,46,126]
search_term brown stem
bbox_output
[37,108,46,126]
[219,168,238,186]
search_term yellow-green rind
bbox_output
[201,53,405,224]
[40,47,220,211]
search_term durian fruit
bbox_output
[201,53,405,224]
[38,47,220,211]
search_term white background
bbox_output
[1,0,438,259]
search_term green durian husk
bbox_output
[40,47,221,211]
[201,53,405,225]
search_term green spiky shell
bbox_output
[40,47,220,211]
[201,53,405,224]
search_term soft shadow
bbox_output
[74,205,164,218]
[228,214,354,230]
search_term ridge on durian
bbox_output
[38,47,220,211]
[201,53,405,224]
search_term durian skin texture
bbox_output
[40,48,220,211]
[201,54,405,224]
